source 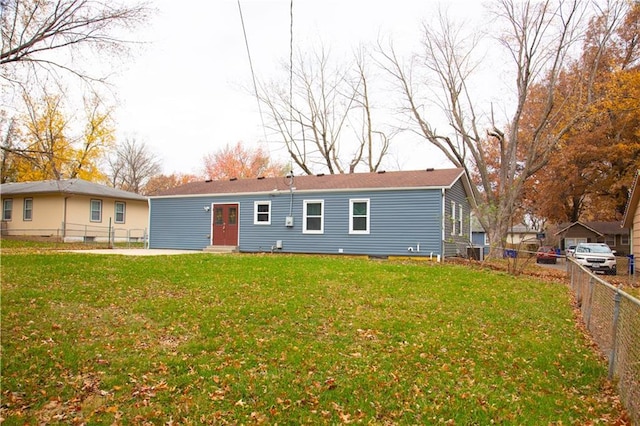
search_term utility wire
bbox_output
[289,0,293,138]
[237,0,268,144]
[289,0,298,173]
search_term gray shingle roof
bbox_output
[0,179,147,201]
[154,168,466,197]
[556,221,627,235]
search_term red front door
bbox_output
[212,204,238,246]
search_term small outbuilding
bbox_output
[149,168,475,259]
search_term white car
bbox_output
[573,243,617,275]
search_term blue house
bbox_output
[148,168,475,258]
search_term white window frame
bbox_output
[23,198,33,221]
[349,198,370,235]
[114,201,126,224]
[458,204,463,236]
[483,233,490,246]
[90,199,102,222]
[254,201,271,225]
[3,199,12,221]
[303,200,324,234]
[451,201,456,235]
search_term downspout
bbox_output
[146,198,151,249]
[441,188,446,260]
[469,207,472,246]
[63,196,69,240]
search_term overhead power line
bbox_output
[236,0,268,144]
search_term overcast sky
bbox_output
[113,0,488,176]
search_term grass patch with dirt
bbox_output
[0,247,628,424]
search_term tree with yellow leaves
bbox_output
[1,89,115,183]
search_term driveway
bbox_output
[536,258,568,272]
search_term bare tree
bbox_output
[1,0,150,83]
[258,45,394,175]
[108,138,161,194]
[380,0,624,261]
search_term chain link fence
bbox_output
[1,222,147,247]
[567,258,639,425]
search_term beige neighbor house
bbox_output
[0,179,148,242]
[622,171,640,274]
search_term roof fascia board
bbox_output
[555,221,604,236]
[150,185,454,200]
[622,170,639,228]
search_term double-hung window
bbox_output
[254,201,271,225]
[349,199,369,234]
[115,201,126,224]
[605,235,615,247]
[458,204,463,236]
[451,201,456,235]
[90,199,102,222]
[23,198,33,221]
[303,200,323,233]
[2,199,12,221]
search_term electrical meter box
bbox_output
[285,216,294,227]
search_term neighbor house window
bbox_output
[621,234,629,245]
[23,198,33,221]
[605,235,615,247]
[115,201,126,224]
[303,200,324,233]
[90,199,102,222]
[254,201,271,224]
[2,199,12,221]
[451,201,456,235]
[349,199,369,234]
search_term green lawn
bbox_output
[0,249,627,424]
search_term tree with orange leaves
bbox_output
[143,173,201,196]
[202,142,287,181]
[522,2,640,223]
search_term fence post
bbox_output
[585,276,594,328]
[608,289,622,380]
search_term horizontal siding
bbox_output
[444,180,472,257]
[240,189,443,256]
[149,197,216,250]
[150,189,445,256]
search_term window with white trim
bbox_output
[451,201,456,235]
[303,200,323,233]
[458,204,463,236]
[254,201,271,224]
[90,199,102,222]
[605,235,615,247]
[115,201,126,224]
[349,199,369,234]
[3,199,12,221]
[23,198,33,221]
